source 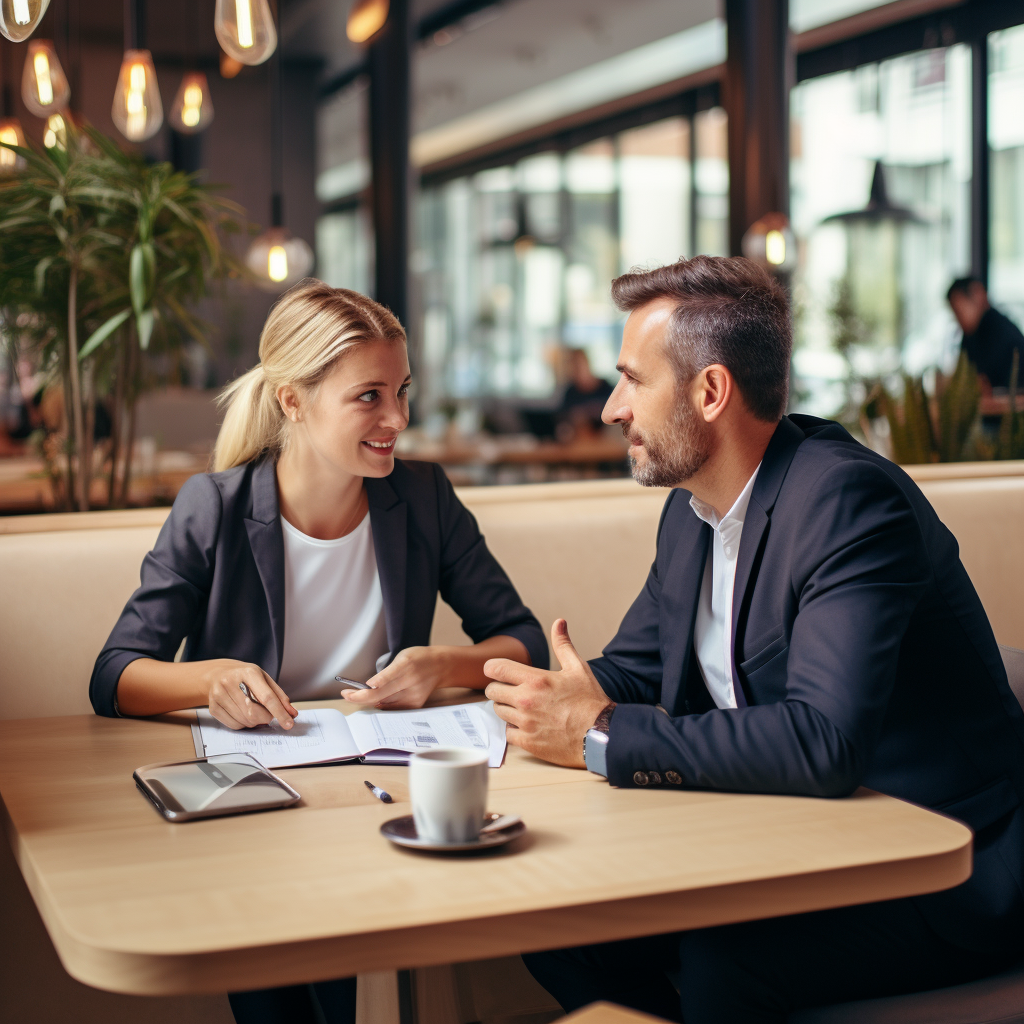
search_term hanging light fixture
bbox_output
[0,116,25,170]
[112,48,162,140]
[21,38,69,117]
[346,0,389,44]
[741,212,797,274]
[246,50,313,290]
[170,71,213,133]
[0,38,26,170]
[0,0,50,43]
[214,0,276,66]
[42,109,65,148]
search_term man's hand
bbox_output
[484,619,611,767]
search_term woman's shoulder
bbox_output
[166,460,261,533]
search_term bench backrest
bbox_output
[1,474,1021,721]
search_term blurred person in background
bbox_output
[555,347,615,440]
[947,277,1024,391]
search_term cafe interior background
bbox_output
[0,0,1023,511]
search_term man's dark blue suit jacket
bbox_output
[591,414,1024,952]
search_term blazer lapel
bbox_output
[731,417,806,703]
[243,459,286,678]
[660,520,710,716]
[366,476,407,659]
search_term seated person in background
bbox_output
[555,347,614,439]
[484,256,1024,1023]
[948,276,1024,390]
[91,279,546,1024]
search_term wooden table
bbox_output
[0,696,971,998]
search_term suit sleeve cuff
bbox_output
[90,651,147,718]
[605,701,666,787]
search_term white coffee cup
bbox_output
[408,748,489,843]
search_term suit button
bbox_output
[665,771,682,785]
[649,772,662,785]
[633,771,649,786]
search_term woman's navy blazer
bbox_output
[90,457,548,717]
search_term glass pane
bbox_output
[315,208,373,296]
[565,139,619,379]
[789,45,972,418]
[694,106,729,256]
[990,24,1024,330]
[619,117,692,270]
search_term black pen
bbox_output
[364,780,393,803]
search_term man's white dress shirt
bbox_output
[689,465,761,710]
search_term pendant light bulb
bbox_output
[0,116,27,171]
[214,0,276,66]
[346,0,389,44]
[170,72,214,133]
[42,111,66,149]
[246,227,314,291]
[21,40,70,118]
[111,49,163,142]
[0,0,50,43]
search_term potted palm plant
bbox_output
[0,123,246,510]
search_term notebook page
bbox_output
[347,701,507,767]
[194,708,361,768]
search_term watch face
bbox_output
[584,729,609,778]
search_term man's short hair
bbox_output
[611,255,791,422]
[947,276,985,301]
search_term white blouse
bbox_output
[276,512,389,700]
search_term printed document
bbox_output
[192,701,506,769]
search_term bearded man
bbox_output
[484,256,1024,1022]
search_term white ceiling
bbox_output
[318,0,720,176]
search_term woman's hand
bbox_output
[202,660,299,730]
[340,647,444,709]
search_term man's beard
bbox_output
[623,398,712,488]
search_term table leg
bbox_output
[357,966,467,1024]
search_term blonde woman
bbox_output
[90,281,547,1023]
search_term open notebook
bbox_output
[190,700,507,769]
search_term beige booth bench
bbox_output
[2,468,1023,1024]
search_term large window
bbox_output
[415,110,728,408]
[790,46,972,417]
[990,23,1024,329]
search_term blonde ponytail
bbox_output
[212,280,405,472]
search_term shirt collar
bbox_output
[689,463,762,533]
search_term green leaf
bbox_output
[48,195,66,217]
[34,256,55,295]
[136,308,155,350]
[78,307,131,360]
[129,244,147,315]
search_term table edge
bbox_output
[11,813,970,997]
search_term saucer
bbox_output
[380,812,526,852]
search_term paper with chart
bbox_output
[192,701,506,769]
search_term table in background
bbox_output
[0,693,971,1000]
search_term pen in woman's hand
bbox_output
[239,681,265,708]
[364,780,393,803]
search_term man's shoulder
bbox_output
[987,307,1024,344]
[785,417,923,505]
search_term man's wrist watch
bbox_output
[583,702,616,778]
